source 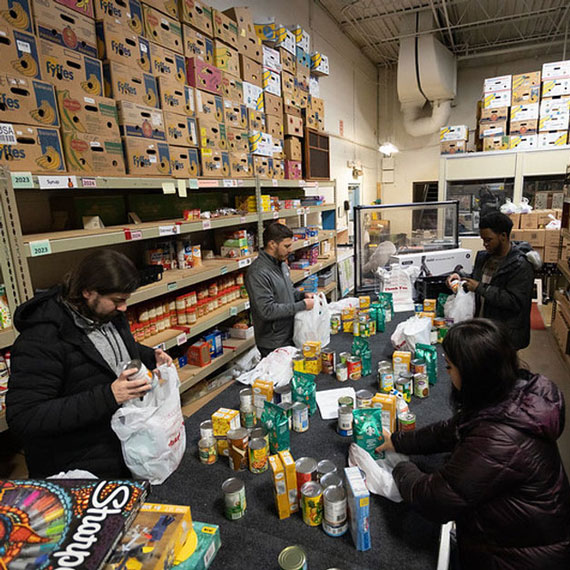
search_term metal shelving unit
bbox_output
[290,257,337,284]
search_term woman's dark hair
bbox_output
[263,222,293,246]
[442,318,519,413]
[62,249,139,305]
[479,211,513,237]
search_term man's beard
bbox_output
[81,302,118,324]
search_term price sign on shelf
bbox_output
[124,229,143,241]
[303,240,309,247]
[238,258,251,268]
[81,177,97,188]
[159,224,180,236]
[38,175,77,189]
[153,342,166,351]
[167,282,178,292]
[272,211,278,219]
[189,179,199,189]
[176,333,187,346]
[304,270,310,278]
[11,172,33,188]
[29,239,51,257]
[220,265,228,275]
[272,179,278,187]
[245,300,250,310]
[230,307,238,317]
[202,219,212,230]
[296,208,304,215]
[240,215,247,223]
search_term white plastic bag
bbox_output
[293,292,331,348]
[518,197,533,214]
[391,316,432,351]
[500,198,517,214]
[328,297,360,313]
[444,287,475,323]
[236,346,298,388]
[348,443,408,502]
[111,364,186,485]
[376,265,417,312]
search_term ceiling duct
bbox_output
[397,25,457,137]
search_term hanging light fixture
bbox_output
[378,142,399,156]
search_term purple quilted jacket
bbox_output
[392,371,570,570]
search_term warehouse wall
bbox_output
[210,0,380,212]
[378,50,566,206]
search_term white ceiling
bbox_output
[317,0,570,66]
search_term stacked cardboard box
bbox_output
[0,0,329,179]
[538,61,570,149]
[479,74,512,152]
[439,125,468,155]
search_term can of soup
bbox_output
[248,437,269,473]
[295,456,318,494]
[337,405,353,436]
[300,481,323,527]
[336,363,348,382]
[198,437,217,464]
[199,419,214,440]
[227,427,249,471]
[347,356,362,380]
[292,402,309,433]
[356,389,373,409]
[222,477,246,520]
[317,459,337,481]
[321,349,336,374]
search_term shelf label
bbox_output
[303,240,309,247]
[272,211,278,219]
[220,265,228,275]
[238,258,251,268]
[240,215,247,223]
[297,208,304,215]
[124,229,143,241]
[199,179,219,188]
[230,307,238,316]
[153,342,166,351]
[29,239,51,257]
[162,182,176,195]
[202,219,212,230]
[223,179,236,187]
[38,175,77,189]
[237,180,244,186]
[244,300,250,310]
[159,224,180,236]
[167,282,178,292]
[177,179,187,197]
[81,177,97,188]
[272,179,278,187]
[189,178,199,189]
[11,172,33,188]
[304,270,310,278]
[176,332,187,346]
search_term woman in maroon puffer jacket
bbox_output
[378,318,570,570]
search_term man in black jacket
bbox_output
[6,249,171,478]
[447,211,535,350]
[245,223,314,357]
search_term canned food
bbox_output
[395,372,413,403]
[279,401,294,430]
[292,355,305,373]
[239,388,253,408]
[321,349,336,375]
[199,419,214,440]
[330,313,341,335]
[434,318,446,328]
[336,364,348,382]
[198,437,217,464]
[300,481,323,526]
[356,389,373,408]
[321,472,343,489]
[322,519,349,537]
[369,319,377,336]
[378,366,394,393]
[414,373,430,398]
[430,328,438,345]
[337,405,353,437]
[338,396,354,408]
[248,437,269,473]
[347,356,362,380]
[222,477,246,520]
[411,358,426,375]
[278,545,307,570]
[292,402,309,433]
[414,303,423,313]
[323,485,347,526]
[227,427,249,471]
[339,352,351,365]
[250,426,269,446]
[240,404,256,429]
[317,459,337,480]
[398,411,416,431]
[295,456,318,494]
[274,384,292,405]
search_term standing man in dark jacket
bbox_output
[6,249,172,478]
[245,223,314,357]
[447,211,535,349]
[377,319,570,570]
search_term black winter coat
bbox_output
[470,243,534,350]
[392,372,570,570]
[6,287,156,478]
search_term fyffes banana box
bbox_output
[56,90,119,136]
[227,127,248,152]
[0,74,59,127]
[54,0,94,19]
[0,24,41,79]
[182,24,213,64]
[150,43,185,84]
[228,151,250,178]
[117,100,165,140]
[197,117,227,150]
[0,0,33,34]
[163,111,197,146]
[122,135,171,176]
[194,89,224,122]
[179,0,212,36]
[93,0,144,36]
[96,20,151,74]
[103,60,158,108]
[61,131,125,176]
[199,147,229,178]
[34,0,97,59]
[143,4,183,54]
[169,145,199,178]
[144,0,178,18]
[39,39,103,97]
[223,100,247,129]
[221,72,243,103]
[0,123,65,172]
[157,75,193,115]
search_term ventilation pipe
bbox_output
[397,27,457,137]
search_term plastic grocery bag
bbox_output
[328,297,360,312]
[444,288,475,323]
[376,265,418,312]
[348,443,408,503]
[236,346,298,388]
[111,364,186,485]
[293,292,331,348]
[500,198,517,214]
[391,316,432,351]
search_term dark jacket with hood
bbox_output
[392,372,570,570]
[6,287,156,478]
[468,241,536,350]
[245,250,306,352]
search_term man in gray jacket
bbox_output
[246,223,315,356]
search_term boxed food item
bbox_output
[290,25,310,52]
[520,212,538,229]
[542,60,570,81]
[117,101,165,140]
[509,120,537,135]
[94,0,144,34]
[1,26,41,79]
[55,0,94,18]
[262,68,281,97]
[213,40,239,78]
[283,90,302,109]
[284,136,302,161]
[278,450,299,514]
[252,378,273,410]
[122,135,171,175]
[479,106,508,123]
[223,6,255,39]
[509,134,538,151]
[157,76,194,114]
[262,45,281,73]
[539,97,570,131]
[197,117,227,150]
[511,228,545,246]
[482,136,509,151]
[281,70,296,94]
[296,88,308,109]
[104,60,157,107]
[175,521,221,570]
[484,74,512,93]
[243,81,263,111]
[249,130,272,156]
[164,112,197,146]
[279,47,295,74]
[371,393,397,433]
[0,74,59,127]
[270,158,284,179]
[144,0,178,18]
[483,91,512,109]
[440,125,468,141]
[143,4,183,54]
[228,151,251,177]
[345,466,371,551]
[187,340,211,367]
[179,0,212,35]
[310,52,329,76]
[238,33,262,63]
[0,123,66,172]
[170,145,199,177]
[479,121,508,138]
[186,57,222,95]
[275,25,295,54]
[284,114,303,137]
[211,407,239,436]
[239,54,262,86]
[223,100,247,129]
[183,24,213,64]
[195,89,224,122]
[254,17,276,44]
[542,78,570,98]
[247,108,264,131]
[199,147,229,177]
[150,43,186,83]
[96,20,151,74]
[253,155,269,177]
[268,454,290,520]
[221,72,243,103]
[61,131,125,176]
[537,131,568,148]
[212,9,237,49]
[227,127,248,152]
[510,103,539,122]
[1,0,33,34]
[264,92,283,117]
[266,115,283,139]
[284,159,302,179]
[512,84,540,105]
[57,91,119,136]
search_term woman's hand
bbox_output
[154,348,173,366]
[375,428,395,455]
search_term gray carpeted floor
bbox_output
[149,312,453,570]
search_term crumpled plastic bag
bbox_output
[518,197,533,214]
[376,265,419,312]
[236,346,298,388]
[391,315,432,351]
[48,470,98,479]
[444,287,475,323]
[293,292,331,348]
[500,198,517,214]
[328,297,360,312]
[348,442,408,502]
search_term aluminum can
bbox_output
[321,472,344,489]
[321,349,336,375]
[248,437,269,473]
[398,411,416,431]
[337,396,353,409]
[330,313,341,335]
[336,363,348,382]
[222,477,246,520]
[240,403,256,429]
[339,352,351,365]
[198,437,217,464]
[274,384,292,405]
[323,485,347,529]
[292,402,309,433]
[411,358,427,375]
[414,373,430,398]
[250,425,269,447]
[239,387,253,407]
[337,405,353,436]
[300,481,323,526]
[395,372,413,402]
[356,389,373,409]
[227,427,249,471]
[199,419,214,440]
[347,356,362,380]
[278,546,308,570]
[295,456,318,494]
[317,459,337,481]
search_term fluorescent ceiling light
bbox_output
[379,142,399,156]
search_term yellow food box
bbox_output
[419,311,436,325]
[372,393,397,433]
[252,378,273,409]
[392,350,412,375]
[423,299,436,312]
[211,407,240,436]
[302,341,321,359]
[278,450,299,514]
[359,295,371,309]
[269,454,290,519]
[292,358,305,373]
[303,358,321,375]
